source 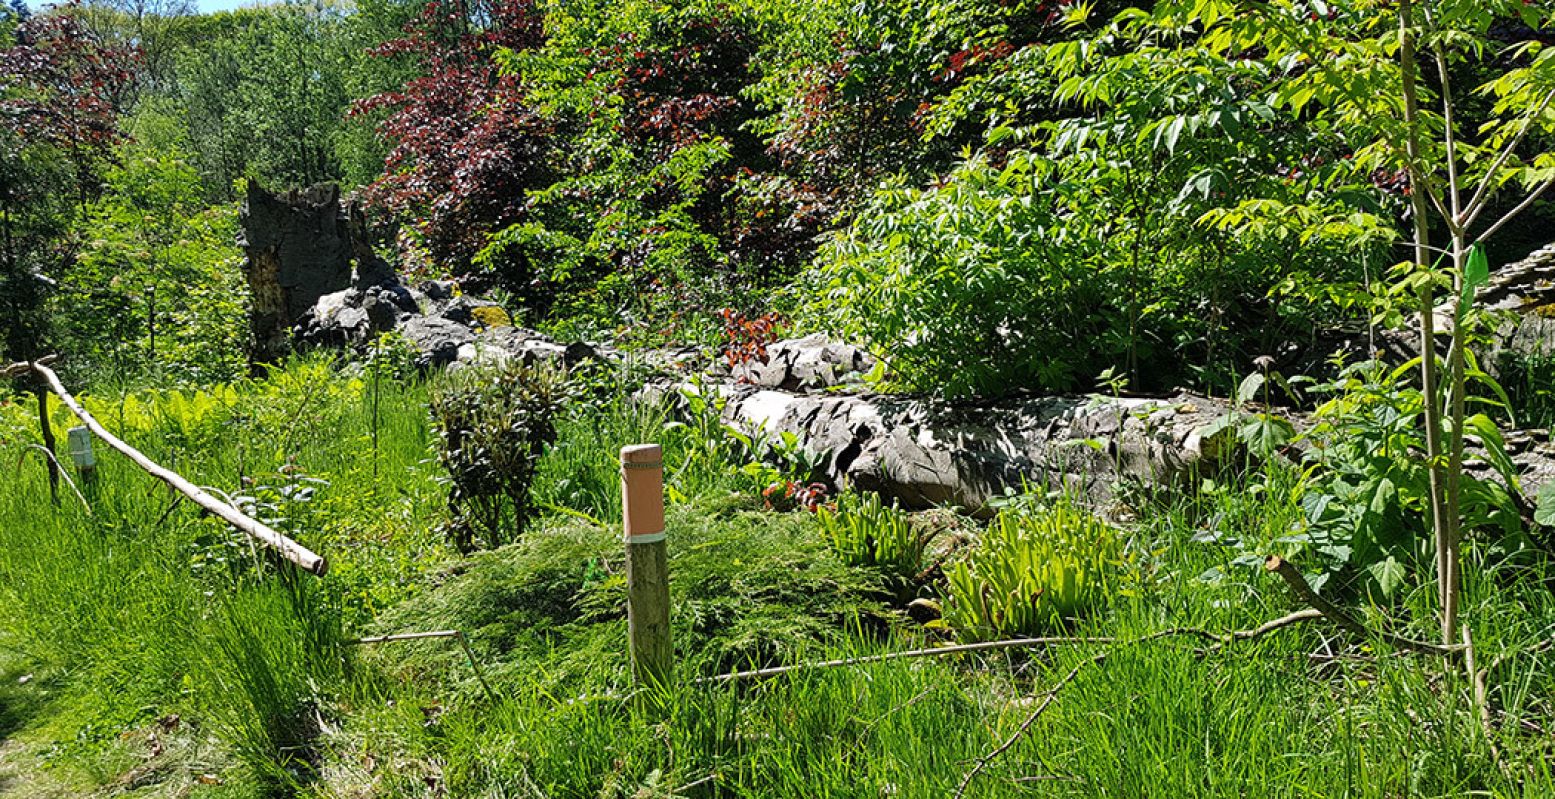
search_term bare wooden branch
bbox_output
[26,360,328,575]
[695,636,1121,684]
[953,652,1105,799]
[1461,88,1555,229]
[703,608,1328,685]
[0,355,56,378]
[1475,174,1555,245]
[348,629,496,703]
[1263,556,1459,657]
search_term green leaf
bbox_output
[1464,413,1520,492]
[1237,372,1265,406]
[1459,243,1490,317]
[1366,557,1407,598]
[1238,413,1294,459]
[1535,483,1555,528]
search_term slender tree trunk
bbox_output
[1398,0,1456,644]
[1443,236,1467,646]
[1435,49,1468,649]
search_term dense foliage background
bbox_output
[2,0,1552,391]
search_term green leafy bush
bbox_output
[1294,359,1525,598]
[816,491,927,593]
[430,361,574,552]
[806,150,1104,396]
[945,502,1125,640]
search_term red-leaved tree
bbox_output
[0,2,133,360]
[354,0,550,274]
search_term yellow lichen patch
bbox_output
[471,305,512,328]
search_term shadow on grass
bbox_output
[0,656,49,743]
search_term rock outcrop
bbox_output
[1480,242,1555,314]
[294,277,608,370]
[703,382,1233,512]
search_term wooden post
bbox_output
[36,388,60,505]
[621,444,672,695]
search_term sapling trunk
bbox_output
[1398,0,1457,646]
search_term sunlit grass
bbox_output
[0,358,1552,797]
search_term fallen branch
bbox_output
[0,355,56,378]
[703,608,1327,685]
[1263,556,1459,657]
[697,637,1119,684]
[947,611,1334,798]
[949,556,1467,797]
[24,359,328,575]
[953,651,1105,799]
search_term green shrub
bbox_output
[429,361,574,552]
[1294,359,1526,599]
[816,491,926,594]
[945,502,1125,640]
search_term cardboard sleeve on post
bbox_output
[620,444,665,542]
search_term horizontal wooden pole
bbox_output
[346,630,462,645]
[1,354,56,379]
[23,359,328,576]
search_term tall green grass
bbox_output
[0,356,439,794]
[1,357,1553,798]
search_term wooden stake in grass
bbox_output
[36,388,60,505]
[622,444,672,693]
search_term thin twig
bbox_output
[1475,175,1555,245]
[696,637,1120,684]
[672,773,718,795]
[953,652,1106,799]
[1461,88,1555,229]
[1263,556,1460,657]
[348,629,498,705]
[854,687,934,746]
[946,556,1462,799]
[704,608,1330,685]
[19,444,92,514]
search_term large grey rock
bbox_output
[1480,242,1555,314]
[400,316,477,368]
[691,383,1233,511]
[729,333,875,390]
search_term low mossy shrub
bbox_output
[366,504,884,691]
